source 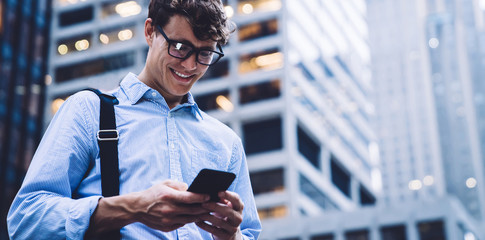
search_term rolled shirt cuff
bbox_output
[66,196,102,240]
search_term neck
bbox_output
[137,68,183,109]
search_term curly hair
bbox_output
[148,0,235,45]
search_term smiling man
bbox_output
[7,0,261,239]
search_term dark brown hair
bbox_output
[148,0,235,45]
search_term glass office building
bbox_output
[219,0,379,219]
[260,197,482,240]
[367,0,485,237]
[0,0,51,239]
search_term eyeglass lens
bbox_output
[156,25,223,66]
[169,42,219,65]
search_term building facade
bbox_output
[0,0,51,239]
[259,196,482,240]
[367,0,485,234]
[45,0,149,125]
[45,0,379,230]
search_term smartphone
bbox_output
[188,168,236,202]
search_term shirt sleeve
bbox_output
[7,91,102,240]
[228,138,262,240]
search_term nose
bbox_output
[180,53,197,71]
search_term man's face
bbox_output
[145,15,216,102]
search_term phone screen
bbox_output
[188,169,236,201]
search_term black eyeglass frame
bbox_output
[156,25,224,66]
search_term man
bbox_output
[7,0,262,239]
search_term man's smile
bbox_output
[171,68,194,81]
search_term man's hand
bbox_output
[87,180,210,236]
[195,191,244,240]
[136,180,210,232]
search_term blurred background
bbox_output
[1,0,485,239]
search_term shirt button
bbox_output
[151,92,157,97]
[170,143,175,149]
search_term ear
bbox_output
[144,18,155,47]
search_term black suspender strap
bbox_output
[86,89,121,240]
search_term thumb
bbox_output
[163,180,188,191]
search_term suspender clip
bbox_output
[97,129,119,141]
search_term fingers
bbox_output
[197,212,237,231]
[196,191,244,239]
[137,180,212,232]
[195,221,237,240]
[202,201,242,227]
[219,191,244,212]
[146,201,209,216]
[166,190,210,204]
[163,179,188,191]
[143,213,204,227]
[156,180,210,204]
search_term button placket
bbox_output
[166,112,189,239]
[167,112,182,182]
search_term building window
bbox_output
[239,18,278,42]
[331,155,351,198]
[101,1,142,18]
[239,79,280,104]
[311,234,334,240]
[359,184,376,206]
[417,220,446,240]
[250,168,284,195]
[300,174,338,210]
[59,6,93,27]
[317,57,334,78]
[257,205,287,219]
[200,59,229,81]
[99,25,136,45]
[55,51,135,82]
[345,229,369,240]
[297,125,321,169]
[239,48,283,74]
[297,62,315,81]
[380,225,406,240]
[243,117,282,155]
[237,0,282,14]
[195,90,232,112]
[334,55,352,77]
[57,34,92,55]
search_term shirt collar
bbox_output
[120,72,203,120]
[180,92,203,120]
[120,72,151,105]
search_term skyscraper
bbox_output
[367,0,485,227]
[216,0,379,221]
[0,0,52,239]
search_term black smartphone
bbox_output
[188,168,236,202]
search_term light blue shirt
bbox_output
[7,73,261,239]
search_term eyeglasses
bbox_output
[156,25,224,66]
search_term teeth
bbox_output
[173,70,191,78]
